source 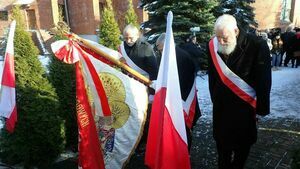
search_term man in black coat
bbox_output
[180,35,204,71]
[207,14,271,169]
[119,24,158,154]
[119,24,158,80]
[281,26,296,67]
[155,33,201,151]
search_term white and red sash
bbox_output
[183,80,197,129]
[119,42,149,78]
[209,37,256,108]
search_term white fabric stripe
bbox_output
[51,40,104,115]
[119,42,149,78]
[0,86,16,118]
[0,20,16,118]
[6,20,16,55]
[182,80,196,114]
[87,55,148,169]
[75,46,104,116]
[163,12,187,144]
[212,37,256,99]
[84,39,122,60]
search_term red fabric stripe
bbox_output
[184,94,197,129]
[79,44,114,66]
[2,53,15,87]
[76,63,105,169]
[145,88,191,169]
[5,106,17,133]
[76,45,111,116]
[209,39,256,108]
[54,41,78,64]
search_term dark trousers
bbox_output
[216,142,251,169]
[135,103,152,153]
[284,51,294,67]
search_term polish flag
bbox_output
[0,20,17,133]
[145,11,191,169]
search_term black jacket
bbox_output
[124,38,158,80]
[180,42,204,71]
[207,30,272,148]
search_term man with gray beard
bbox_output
[207,14,271,169]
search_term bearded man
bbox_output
[207,14,271,169]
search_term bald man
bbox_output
[207,14,271,169]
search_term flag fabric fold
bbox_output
[145,11,191,169]
[51,38,148,169]
[0,20,17,133]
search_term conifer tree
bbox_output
[99,0,121,50]
[140,0,217,44]
[214,0,257,31]
[125,0,139,28]
[0,6,64,168]
[48,11,77,151]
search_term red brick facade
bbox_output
[2,0,299,36]
[252,0,300,30]
[0,0,147,37]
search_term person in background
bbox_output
[261,32,273,51]
[291,28,300,68]
[207,14,271,169]
[155,33,201,151]
[281,25,296,67]
[119,24,158,153]
[271,33,283,70]
[180,35,204,72]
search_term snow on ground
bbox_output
[1,67,300,129]
[196,67,300,120]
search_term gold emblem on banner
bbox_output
[99,72,130,129]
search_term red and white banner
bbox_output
[145,11,191,169]
[52,38,148,169]
[209,37,256,108]
[0,20,17,133]
[183,80,197,129]
[119,42,149,78]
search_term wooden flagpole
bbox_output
[70,33,151,86]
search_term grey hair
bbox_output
[123,24,139,36]
[286,25,294,32]
[156,33,166,47]
[214,14,238,32]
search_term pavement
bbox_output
[1,117,299,169]
[125,117,300,169]
[190,118,300,169]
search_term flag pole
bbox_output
[69,33,151,86]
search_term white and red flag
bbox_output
[51,37,148,169]
[0,20,17,133]
[145,11,191,169]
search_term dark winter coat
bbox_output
[124,38,158,80]
[180,42,204,71]
[207,30,272,149]
[281,31,295,54]
[292,32,300,53]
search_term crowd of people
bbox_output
[258,26,300,69]
[117,14,300,169]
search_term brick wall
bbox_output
[36,0,55,29]
[67,0,97,34]
[111,0,148,31]
[252,0,300,30]
[252,0,282,30]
